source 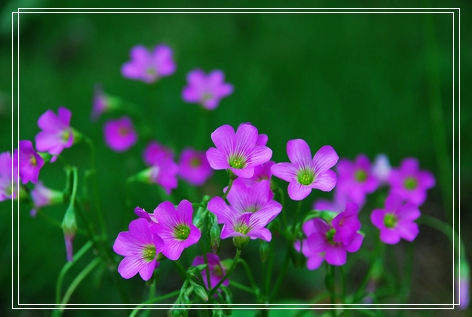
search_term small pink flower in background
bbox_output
[182,69,233,110]
[371,194,420,244]
[143,141,174,166]
[271,139,338,201]
[387,157,435,206]
[30,181,63,217]
[35,107,73,163]
[153,200,201,261]
[15,140,44,184]
[192,253,229,291]
[206,124,272,178]
[103,116,137,152]
[91,84,120,121]
[0,151,18,201]
[372,154,391,184]
[313,189,349,213]
[113,218,165,281]
[121,44,176,84]
[178,148,213,186]
[336,154,378,205]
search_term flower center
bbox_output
[404,177,418,190]
[202,92,213,101]
[142,245,156,262]
[146,67,156,76]
[297,168,315,186]
[190,157,201,167]
[236,224,250,235]
[213,265,223,277]
[62,130,70,142]
[119,127,129,136]
[244,205,260,213]
[355,169,367,182]
[229,155,246,169]
[30,155,37,167]
[326,228,337,244]
[174,224,191,240]
[384,213,397,228]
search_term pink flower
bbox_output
[206,124,272,178]
[121,44,176,83]
[271,139,339,201]
[192,253,229,291]
[35,107,73,163]
[15,140,44,184]
[91,84,119,121]
[113,218,165,280]
[372,154,391,184]
[153,200,201,261]
[387,157,435,206]
[336,155,379,205]
[143,141,174,166]
[103,116,138,152]
[30,181,63,217]
[371,194,420,244]
[182,69,233,110]
[178,148,213,186]
[0,151,18,201]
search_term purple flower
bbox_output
[182,69,233,110]
[143,141,174,166]
[113,218,165,280]
[121,44,176,83]
[192,253,229,291]
[206,124,272,178]
[35,107,73,163]
[302,217,363,267]
[336,155,378,205]
[91,84,119,121]
[372,154,391,184]
[331,202,362,246]
[208,179,281,242]
[313,189,349,213]
[15,140,44,184]
[271,139,339,201]
[371,194,420,244]
[239,161,276,188]
[30,181,63,217]
[178,148,213,186]
[387,157,435,206]
[149,159,179,195]
[153,200,201,260]
[134,206,158,224]
[0,151,18,201]
[103,116,138,152]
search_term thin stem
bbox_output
[55,241,93,304]
[222,178,235,200]
[173,260,187,281]
[265,240,275,297]
[277,188,288,230]
[341,265,347,303]
[270,243,291,300]
[208,249,241,297]
[129,290,180,317]
[85,137,108,239]
[229,280,256,294]
[330,264,336,308]
[238,258,258,291]
[293,200,303,238]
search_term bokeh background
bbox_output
[1,1,471,317]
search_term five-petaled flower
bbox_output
[182,69,233,110]
[121,44,176,84]
[15,140,44,184]
[178,148,213,186]
[371,194,420,244]
[271,139,339,201]
[113,218,165,281]
[103,116,138,152]
[206,124,272,178]
[35,107,74,163]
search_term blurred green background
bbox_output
[1,1,470,317]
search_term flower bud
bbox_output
[191,283,209,302]
[61,205,77,262]
[233,236,250,250]
[172,309,188,317]
[210,223,221,254]
[259,240,270,263]
[457,255,470,310]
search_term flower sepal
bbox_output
[233,236,250,250]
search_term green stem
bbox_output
[200,241,212,290]
[222,178,235,201]
[277,188,288,230]
[129,290,181,317]
[265,241,275,298]
[353,237,383,303]
[85,137,108,240]
[55,241,93,304]
[229,280,256,294]
[330,264,336,308]
[173,260,187,281]
[238,258,258,291]
[209,249,241,297]
[341,265,347,303]
[293,200,303,238]
[270,243,291,300]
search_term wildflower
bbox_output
[143,141,174,166]
[206,124,272,178]
[387,157,435,206]
[178,148,213,186]
[113,218,165,280]
[35,107,73,163]
[240,161,276,188]
[30,181,63,217]
[134,206,158,224]
[103,116,138,152]
[271,139,338,201]
[61,205,77,262]
[336,155,378,205]
[153,200,201,260]
[91,84,120,121]
[192,253,229,291]
[0,151,18,201]
[208,179,281,243]
[15,140,44,184]
[371,194,420,244]
[372,154,391,184]
[331,202,361,246]
[121,44,176,83]
[313,188,348,213]
[182,69,233,110]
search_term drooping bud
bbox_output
[61,205,77,262]
[259,240,270,263]
[457,254,470,310]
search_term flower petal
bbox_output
[287,139,312,167]
[288,181,312,201]
[312,145,339,173]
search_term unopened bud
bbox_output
[192,283,209,302]
[259,241,270,263]
[233,236,250,250]
[210,224,221,254]
[61,205,77,262]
